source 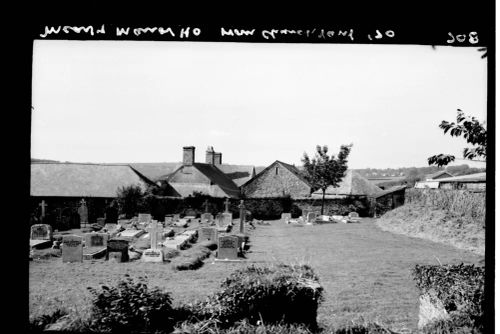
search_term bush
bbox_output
[170,244,213,271]
[186,263,323,329]
[29,309,68,332]
[87,274,175,333]
[413,263,485,331]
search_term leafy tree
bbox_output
[116,185,145,218]
[428,109,486,167]
[302,144,352,215]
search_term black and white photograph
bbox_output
[27,21,492,333]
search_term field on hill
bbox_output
[29,219,482,332]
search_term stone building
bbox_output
[157,146,241,198]
[30,162,157,228]
[241,161,312,199]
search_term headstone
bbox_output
[61,235,83,263]
[77,199,89,226]
[173,214,181,222]
[201,213,214,223]
[30,224,52,240]
[146,221,163,250]
[107,239,129,262]
[142,249,163,262]
[224,198,230,212]
[39,200,48,221]
[83,233,109,259]
[221,212,233,226]
[348,212,360,218]
[238,200,246,234]
[138,213,152,224]
[185,208,197,217]
[96,217,106,227]
[306,212,317,223]
[217,235,239,260]
[164,216,173,224]
[85,233,109,248]
[104,223,118,232]
[347,212,361,222]
[199,227,218,242]
[281,213,292,222]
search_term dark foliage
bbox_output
[87,275,175,333]
[29,309,68,332]
[413,264,485,332]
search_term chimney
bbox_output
[205,146,215,164]
[214,152,222,165]
[183,146,195,165]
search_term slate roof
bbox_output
[373,185,407,198]
[108,162,183,181]
[215,164,256,187]
[312,170,384,197]
[31,163,155,198]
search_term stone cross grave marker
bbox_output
[78,199,88,226]
[39,200,48,219]
[142,221,164,262]
[138,213,152,224]
[200,199,213,223]
[306,212,317,223]
[107,239,129,262]
[199,227,218,242]
[62,235,83,263]
[224,198,231,212]
[217,235,239,260]
[238,200,246,234]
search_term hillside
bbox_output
[376,202,485,256]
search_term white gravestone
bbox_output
[142,221,163,262]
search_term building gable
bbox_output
[242,161,312,198]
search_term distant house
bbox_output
[373,185,407,213]
[157,146,241,198]
[415,172,485,191]
[423,170,454,181]
[241,160,312,199]
[30,162,157,227]
[311,170,384,199]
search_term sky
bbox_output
[31,41,487,169]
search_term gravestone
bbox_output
[302,209,311,220]
[221,212,233,226]
[201,213,214,223]
[83,233,108,259]
[164,216,173,224]
[306,212,317,223]
[142,221,164,262]
[30,224,53,248]
[104,223,118,232]
[107,239,129,262]
[217,235,239,260]
[138,213,152,224]
[61,235,83,263]
[77,199,89,227]
[199,227,218,242]
[238,200,246,234]
[96,217,106,227]
[173,214,181,222]
[281,213,292,222]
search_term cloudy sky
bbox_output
[31,41,487,169]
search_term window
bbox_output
[275,166,279,175]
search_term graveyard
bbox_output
[29,205,483,332]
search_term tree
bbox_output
[302,144,352,215]
[116,185,145,218]
[428,109,487,167]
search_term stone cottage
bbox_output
[241,160,312,199]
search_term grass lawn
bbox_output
[29,218,483,332]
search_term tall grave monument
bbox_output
[78,199,89,228]
[201,200,214,224]
[142,221,163,262]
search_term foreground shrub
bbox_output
[87,274,174,333]
[413,263,485,331]
[184,263,323,329]
[29,309,68,332]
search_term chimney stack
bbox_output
[205,146,215,164]
[214,152,222,165]
[183,146,195,165]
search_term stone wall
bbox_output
[242,162,311,199]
